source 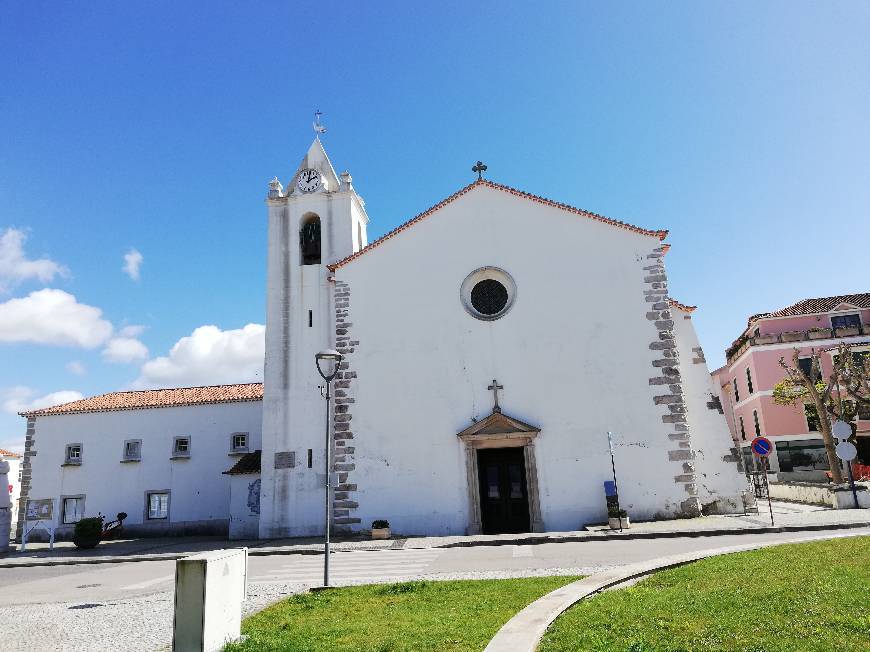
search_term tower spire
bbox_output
[313,110,327,139]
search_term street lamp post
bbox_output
[315,349,343,588]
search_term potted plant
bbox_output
[371,519,391,539]
[72,516,103,549]
[807,327,832,340]
[781,331,805,343]
[607,508,630,530]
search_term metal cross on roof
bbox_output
[472,161,487,180]
[313,110,327,137]
[488,379,504,413]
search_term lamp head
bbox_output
[315,349,343,381]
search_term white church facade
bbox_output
[17,138,749,541]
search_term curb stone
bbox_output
[483,530,869,652]
[1,519,868,569]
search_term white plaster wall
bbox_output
[260,140,368,537]
[672,307,749,513]
[336,185,700,535]
[768,481,870,508]
[26,401,262,536]
[4,456,21,529]
[229,474,261,539]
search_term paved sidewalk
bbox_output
[3,501,867,568]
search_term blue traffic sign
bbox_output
[751,436,772,457]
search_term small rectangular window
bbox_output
[146,492,170,520]
[307,448,313,469]
[804,404,820,432]
[739,416,746,441]
[309,310,313,327]
[123,439,142,461]
[62,496,85,524]
[733,379,740,403]
[231,432,249,453]
[746,368,754,394]
[859,401,870,421]
[831,313,861,330]
[65,444,82,465]
[798,357,815,379]
[173,436,190,458]
[753,410,761,437]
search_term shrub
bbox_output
[607,508,627,518]
[73,516,103,549]
[372,519,390,529]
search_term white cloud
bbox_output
[0,228,67,292]
[0,289,113,348]
[134,323,264,388]
[66,360,87,376]
[119,324,146,338]
[123,248,143,281]
[102,337,149,363]
[1,386,84,415]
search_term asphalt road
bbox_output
[4,527,868,607]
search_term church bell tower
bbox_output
[259,127,369,538]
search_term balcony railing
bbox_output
[726,325,870,363]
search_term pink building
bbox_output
[712,294,870,481]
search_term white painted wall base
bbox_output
[768,481,870,508]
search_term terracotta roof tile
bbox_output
[0,448,21,458]
[668,298,697,313]
[21,383,263,417]
[748,293,870,325]
[224,450,261,475]
[329,179,668,271]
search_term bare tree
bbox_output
[774,349,843,483]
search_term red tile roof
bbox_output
[748,293,870,324]
[21,383,264,417]
[224,450,261,475]
[668,298,697,313]
[0,448,21,458]
[328,179,668,271]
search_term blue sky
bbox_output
[1,2,869,451]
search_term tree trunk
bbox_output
[809,389,844,484]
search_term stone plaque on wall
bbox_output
[274,451,295,469]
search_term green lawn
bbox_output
[225,576,580,652]
[540,536,870,652]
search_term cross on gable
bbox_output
[488,379,504,413]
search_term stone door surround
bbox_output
[457,411,543,535]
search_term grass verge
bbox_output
[224,576,579,652]
[539,536,870,652]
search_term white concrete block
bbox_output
[172,548,248,652]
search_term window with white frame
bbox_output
[146,491,170,520]
[172,436,190,458]
[65,444,82,465]
[123,439,142,461]
[62,496,85,524]
[831,313,861,331]
[231,432,249,453]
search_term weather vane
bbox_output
[472,160,487,180]
[313,110,327,138]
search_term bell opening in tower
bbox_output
[300,214,321,265]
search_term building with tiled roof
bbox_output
[19,133,747,543]
[21,383,263,417]
[713,293,870,479]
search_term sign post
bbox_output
[833,421,859,509]
[21,498,56,552]
[605,431,623,532]
[750,436,774,526]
